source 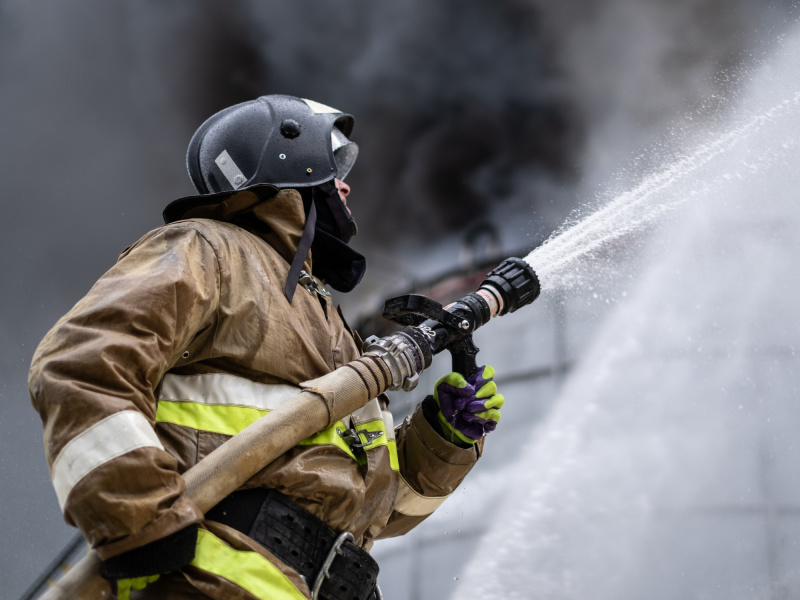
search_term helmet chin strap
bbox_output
[284,180,364,302]
[284,201,317,303]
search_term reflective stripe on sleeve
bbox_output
[191,529,306,600]
[393,474,450,517]
[51,411,164,512]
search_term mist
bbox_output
[460,24,800,599]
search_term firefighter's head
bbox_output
[186,95,358,192]
[185,95,359,242]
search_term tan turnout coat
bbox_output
[29,186,481,599]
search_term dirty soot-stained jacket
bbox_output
[29,186,482,599]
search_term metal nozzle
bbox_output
[378,256,542,378]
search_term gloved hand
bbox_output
[433,365,504,445]
[115,575,160,600]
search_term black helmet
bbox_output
[186,95,358,194]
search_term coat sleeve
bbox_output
[379,396,485,538]
[28,223,220,561]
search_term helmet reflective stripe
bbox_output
[330,127,349,152]
[214,150,248,190]
[302,98,341,114]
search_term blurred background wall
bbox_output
[1,1,797,598]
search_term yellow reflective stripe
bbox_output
[156,400,267,436]
[191,529,306,600]
[299,421,357,461]
[156,402,398,470]
[354,419,389,450]
[388,440,399,471]
[348,418,400,472]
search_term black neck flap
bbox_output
[313,180,357,243]
[310,229,366,293]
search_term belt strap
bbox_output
[207,490,379,600]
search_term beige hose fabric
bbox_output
[187,357,390,511]
[39,355,393,600]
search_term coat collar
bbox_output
[163,185,310,270]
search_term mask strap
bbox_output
[284,201,317,303]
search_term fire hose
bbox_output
[38,257,539,600]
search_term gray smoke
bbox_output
[236,0,580,245]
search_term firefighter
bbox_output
[28,95,505,600]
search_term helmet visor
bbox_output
[331,127,359,180]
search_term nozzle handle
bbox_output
[448,335,480,378]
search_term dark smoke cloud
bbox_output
[0,0,796,596]
[237,0,580,243]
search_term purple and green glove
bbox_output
[433,365,504,445]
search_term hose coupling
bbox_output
[363,332,425,392]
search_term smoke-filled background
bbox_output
[2,1,799,598]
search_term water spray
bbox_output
[524,92,800,293]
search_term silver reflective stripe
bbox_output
[394,474,450,517]
[381,409,396,442]
[159,373,300,411]
[215,150,247,189]
[350,398,395,438]
[302,98,340,114]
[51,411,163,512]
[331,128,348,152]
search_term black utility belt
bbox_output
[206,489,380,600]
